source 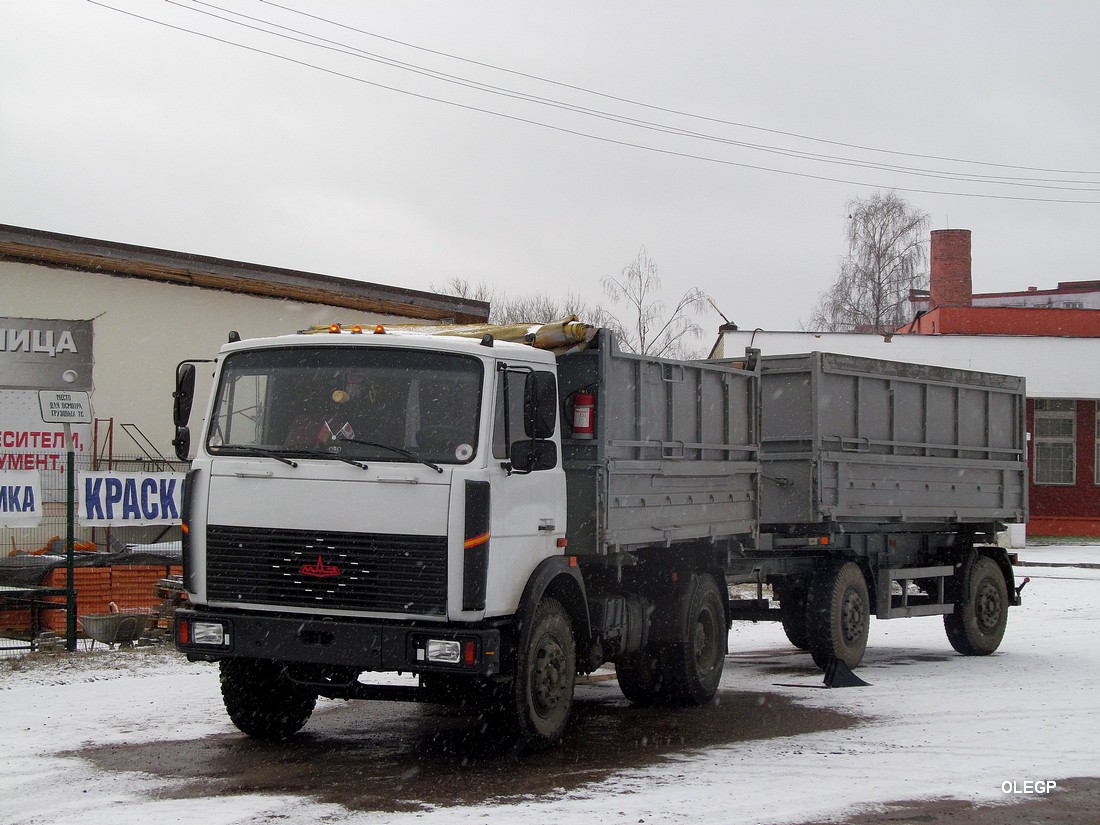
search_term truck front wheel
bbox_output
[220,658,317,741]
[807,561,870,670]
[945,555,1009,656]
[508,596,576,749]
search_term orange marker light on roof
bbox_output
[374,325,386,334]
[328,324,341,334]
[350,325,363,334]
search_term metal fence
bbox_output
[1,454,188,658]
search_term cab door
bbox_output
[483,365,567,616]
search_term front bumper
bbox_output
[175,607,502,676]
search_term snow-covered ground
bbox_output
[1,544,1097,825]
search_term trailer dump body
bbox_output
[557,330,758,554]
[757,352,1027,529]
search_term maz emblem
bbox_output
[299,554,341,578]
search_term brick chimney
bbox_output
[929,229,972,307]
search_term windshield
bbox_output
[207,345,483,465]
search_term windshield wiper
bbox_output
[342,439,443,473]
[211,444,299,468]
[285,447,369,470]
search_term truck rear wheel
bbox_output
[660,573,726,706]
[220,658,317,741]
[945,555,1009,655]
[807,562,870,670]
[615,648,664,705]
[506,596,575,749]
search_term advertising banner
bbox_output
[78,471,185,526]
[0,470,43,527]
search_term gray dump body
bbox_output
[556,330,759,554]
[758,352,1028,529]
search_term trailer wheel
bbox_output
[945,555,1009,656]
[220,658,317,741]
[661,573,726,706]
[807,562,870,670]
[615,648,664,705]
[506,596,575,749]
[777,585,811,651]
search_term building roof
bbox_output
[973,280,1100,300]
[0,224,489,324]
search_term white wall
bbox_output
[4,261,419,455]
[714,330,1100,400]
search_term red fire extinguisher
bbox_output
[572,390,595,439]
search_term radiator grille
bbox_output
[205,525,447,615]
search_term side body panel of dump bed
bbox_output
[758,352,1027,529]
[556,330,759,554]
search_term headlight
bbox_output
[425,639,462,664]
[193,621,229,645]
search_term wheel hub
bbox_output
[533,639,566,714]
[692,610,718,673]
[841,588,866,644]
[974,580,1003,631]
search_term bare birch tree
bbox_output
[806,192,930,333]
[601,246,711,358]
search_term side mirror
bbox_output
[172,426,191,462]
[524,372,557,439]
[510,439,558,473]
[173,363,197,427]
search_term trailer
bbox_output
[172,322,1027,749]
[715,351,1027,669]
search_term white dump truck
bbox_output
[172,320,1027,748]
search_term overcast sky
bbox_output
[2,1,1097,335]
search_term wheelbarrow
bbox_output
[79,612,150,649]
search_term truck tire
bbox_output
[506,596,575,749]
[660,573,726,706]
[777,585,811,651]
[944,555,1009,656]
[220,658,317,741]
[807,561,870,670]
[615,648,664,705]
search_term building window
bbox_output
[1033,399,1076,485]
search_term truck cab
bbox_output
[175,327,578,743]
